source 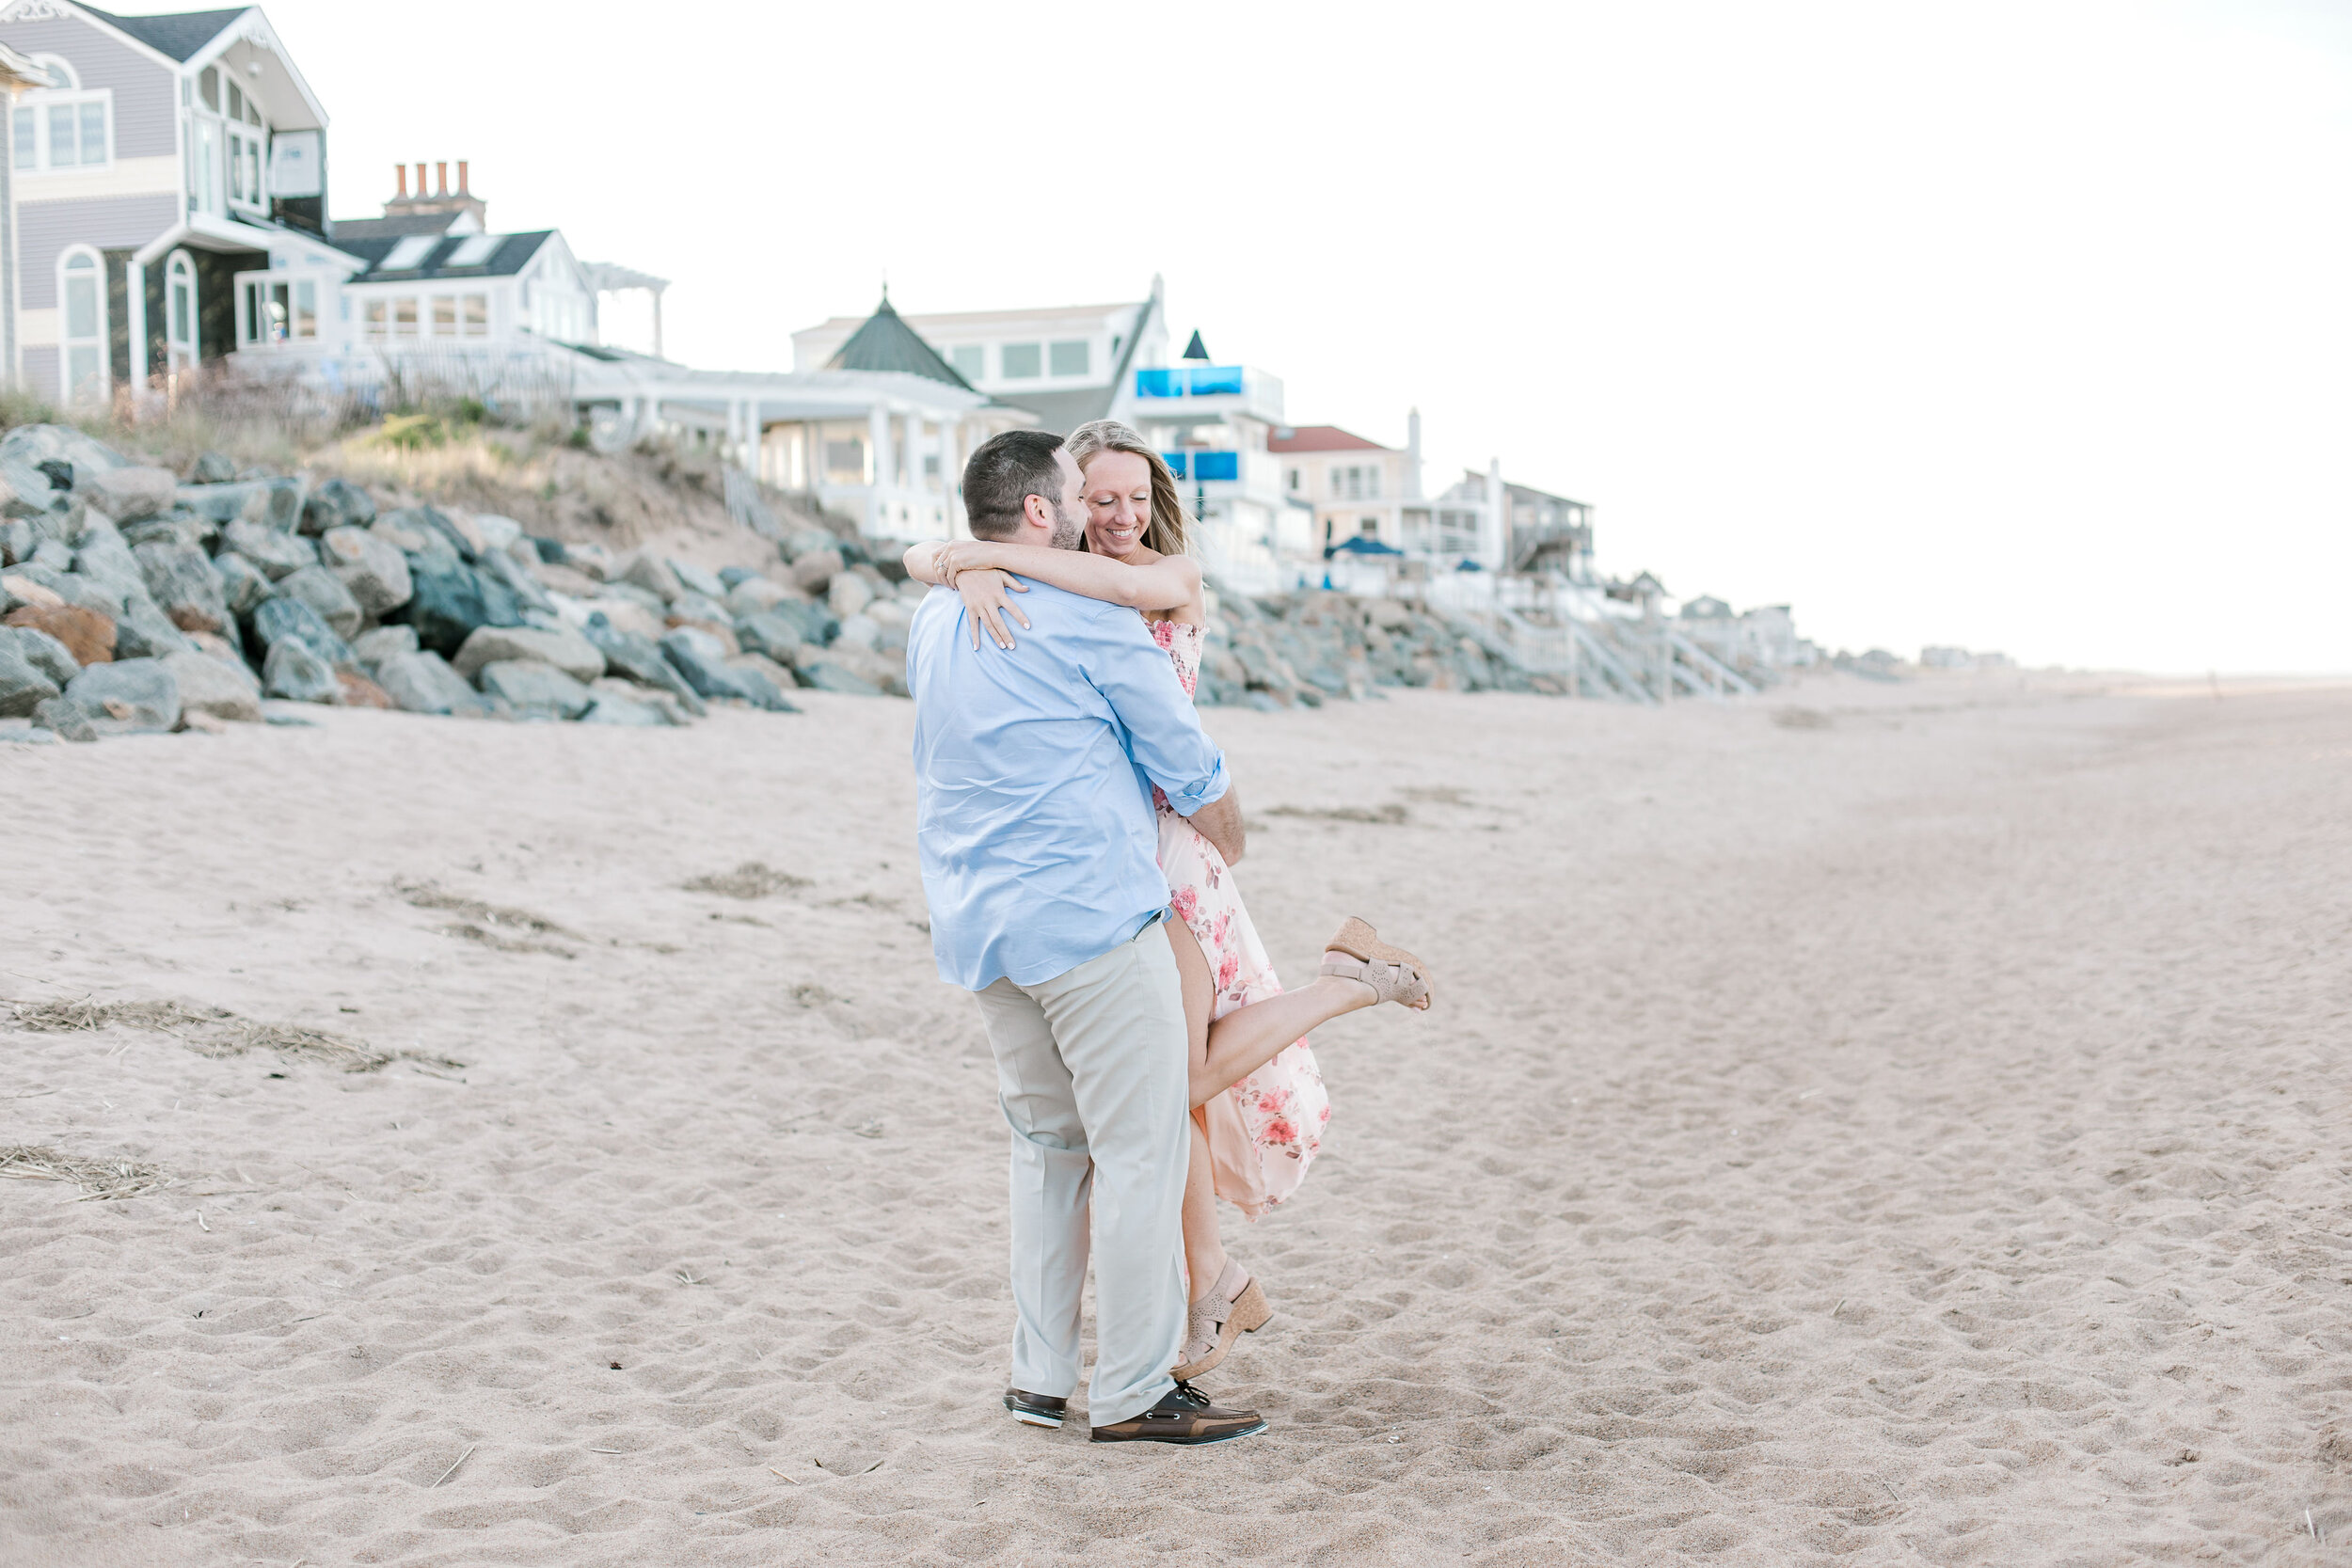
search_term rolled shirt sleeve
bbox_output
[1070,604,1230,816]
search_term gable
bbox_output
[0,4,177,160]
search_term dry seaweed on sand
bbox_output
[3,998,460,1074]
[395,880,582,941]
[682,862,810,899]
[1263,803,1410,826]
[0,1144,170,1200]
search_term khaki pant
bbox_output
[973,923,1189,1428]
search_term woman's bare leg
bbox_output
[1166,921,1229,1304]
[1192,978,1376,1110]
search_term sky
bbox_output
[218,0,2351,671]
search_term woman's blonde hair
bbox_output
[1066,419,1192,557]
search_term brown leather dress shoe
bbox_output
[1089,1382,1266,1445]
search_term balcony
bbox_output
[1162,449,1238,482]
[1132,363,1284,423]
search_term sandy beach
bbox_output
[2,673,2346,1567]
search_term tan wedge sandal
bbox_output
[1171,1259,1272,1382]
[1321,917,1433,1009]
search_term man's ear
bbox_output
[1023,492,1054,531]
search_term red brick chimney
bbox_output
[383,159,489,229]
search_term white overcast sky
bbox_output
[227,0,2349,672]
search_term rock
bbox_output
[475,658,593,720]
[318,527,413,617]
[4,625,79,687]
[791,547,844,594]
[191,451,236,483]
[580,615,706,714]
[30,695,95,741]
[435,510,487,559]
[564,542,612,580]
[71,530,150,612]
[371,508,463,567]
[176,481,273,526]
[781,528,839,563]
[730,651,800,693]
[828,573,874,618]
[734,610,803,662]
[398,560,523,656]
[584,595,662,641]
[471,514,523,555]
[667,557,727,599]
[0,635,61,715]
[717,566,761,590]
[3,571,63,612]
[187,629,245,666]
[111,598,195,659]
[528,535,566,565]
[665,612,737,655]
[31,538,73,573]
[262,638,340,703]
[6,603,113,664]
[134,540,230,633]
[476,546,554,615]
[84,466,176,523]
[452,624,604,684]
[580,689,676,726]
[616,551,679,602]
[794,657,885,697]
[8,562,115,616]
[833,612,880,652]
[660,627,762,704]
[336,671,397,708]
[724,576,792,618]
[220,518,317,580]
[0,518,31,564]
[300,478,376,535]
[62,657,180,734]
[259,476,308,532]
[212,551,276,617]
[275,565,364,641]
[122,513,215,550]
[598,581,670,622]
[0,425,123,515]
[765,598,840,647]
[160,648,261,722]
[667,590,731,629]
[249,595,356,668]
[351,625,419,669]
[373,649,491,716]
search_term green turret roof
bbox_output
[824,294,974,390]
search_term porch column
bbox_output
[868,403,892,535]
[124,261,147,392]
[941,418,964,536]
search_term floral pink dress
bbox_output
[1151,619,1331,1217]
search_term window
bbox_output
[1000,341,1041,379]
[1048,340,1089,376]
[1359,517,1378,535]
[166,250,199,372]
[447,234,500,267]
[58,248,105,403]
[462,293,487,337]
[394,297,419,338]
[15,57,110,172]
[237,275,320,346]
[1287,467,1301,493]
[947,343,982,381]
[382,236,437,271]
[432,296,457,337]
[365,299,389,341]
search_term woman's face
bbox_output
[1081,450,1153,558]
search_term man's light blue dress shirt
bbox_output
[907,580,1230,991]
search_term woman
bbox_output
[905,418,1431,1381]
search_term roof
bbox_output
[823,295,974,390]
[1267,425,1391,454]
[335,230,553,282]
[992,384,1118,436]
[329,214,474,242]
[79,6,249,62]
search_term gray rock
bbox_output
[0,425,124,517]
[661,628,793,710]
[277,564,364,641]
[134,539,230,633]
[31,695,95,740]
[300,478,375,535]
[833,612,880,652]
[399,559,523,655]
[0,518,32,564]
[407,507,481,563]
[113,598,196,659]
[597,580,671,621]
[161,648,261,722]
[373,649,490,716]
[212,551,276,616]
[3,626,79,689]
[791,547,844,594]
[667,590,730,628]
[580,614,706,714]
[372,508,463,568]
[61,657,180,734]
[615,551,679,602]
[83,466,176,523]
[220,518,318,579]
[249,595,355,668]
[191,451,237,483]
[351,625,419,669]
[0,635,61,716]
[30,538,73,573]
[452,623,604,683]
[728,654,803,711]
[765,598,840,647]
[781,529,839,563]
[176,482,276,526]
[795,657,886,697]
[260,476,308,532]
[471,514,523,555]
[7,562,113,616]
[475,658,593,720]
[828,573,874,618]
[122,512,215,550]
[318,526,413,617]
[734,610,804,662]
[717,565,760,589]
[262,639,340,704]
[724,576,793,617]
[476,546,554,615]
[580,688,676,725]
[667,557,727,599]
[71,530,151,612]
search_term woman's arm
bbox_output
[902,541,949,585]
[934,540,1200,614]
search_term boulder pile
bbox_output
[0,425,920,742]
[1192,586,1563,707]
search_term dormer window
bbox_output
[447,234,500,267]
[11,55,110,173]
[382,235,437,270]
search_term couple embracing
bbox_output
[905,421,1431,1444]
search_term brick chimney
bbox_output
[384,159,488,230]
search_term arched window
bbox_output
[12,55,110,174]
[58,247,107,404]
[165,250,199,372]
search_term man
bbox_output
[906,429,1264,1446]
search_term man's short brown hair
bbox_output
[961,429,1067,541]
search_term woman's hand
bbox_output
[935,541,1006,584]
[956,568,1031,650]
